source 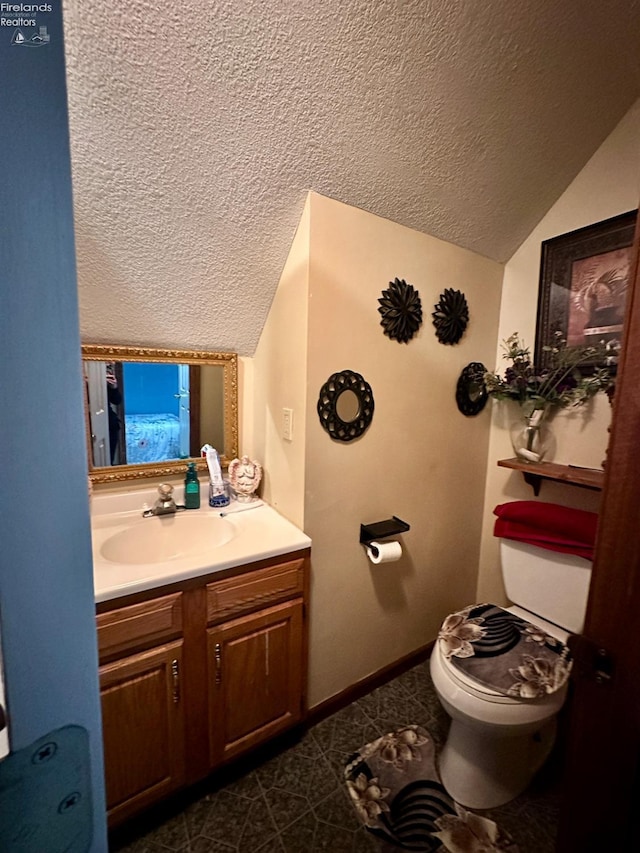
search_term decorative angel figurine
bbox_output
[228,455,262,502]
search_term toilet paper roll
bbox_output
[366,540,402,564]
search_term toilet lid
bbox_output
[437,603,572,700]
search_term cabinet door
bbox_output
[100,640,186,826]
[208,599,303,766]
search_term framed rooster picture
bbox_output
[535,209,637,372]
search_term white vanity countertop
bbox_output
[91,490,311,604]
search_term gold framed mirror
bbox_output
[83,345,238,483]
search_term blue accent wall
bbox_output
[0,4,107,849]
[123,363,180,415]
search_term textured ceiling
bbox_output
[63,0,640,356]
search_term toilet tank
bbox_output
[500,539,592,633]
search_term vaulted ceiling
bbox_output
[63,0,640,356]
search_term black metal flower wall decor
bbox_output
[432,288,469,345]
[378,277,423,343]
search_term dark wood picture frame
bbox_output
[535,209,637,373]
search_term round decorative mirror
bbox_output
[317,370,375,441]
[455,362,488,416]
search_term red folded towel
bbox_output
[493,501,597,561]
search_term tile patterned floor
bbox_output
[110,660,562,852]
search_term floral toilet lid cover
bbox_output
[438,603,572,698]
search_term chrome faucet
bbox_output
[143,483,178,517]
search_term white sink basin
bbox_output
[91,489,312,603]
[99,512,236,565]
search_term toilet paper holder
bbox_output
[359,516,410,544]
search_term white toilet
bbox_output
[430,539,592,809]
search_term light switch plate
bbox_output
[282,407,293,441]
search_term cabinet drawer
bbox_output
[97,592,183,660]
[207,558,304,623]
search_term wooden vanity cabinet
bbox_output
[96,551,309,827]
[96,592,187,826]
[99,641,187,825]
[205,556,306,764]
[207,600,304,764]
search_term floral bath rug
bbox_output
[344,726,518,852]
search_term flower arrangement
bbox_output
[483,332,617,413]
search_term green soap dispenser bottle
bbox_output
[184,462,200,509]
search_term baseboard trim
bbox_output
[307,640,434,726]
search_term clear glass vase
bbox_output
[510,409,553,463]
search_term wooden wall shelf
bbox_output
[497,458,604,496]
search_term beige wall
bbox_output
[94,99,638,711]
[256,192,503,707]
[477,100,640,604]
[250,196,311,528]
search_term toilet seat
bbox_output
[430,634,567,731]
[437,652,520,704]
[436,603,572,702]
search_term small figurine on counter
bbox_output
[228,455,262,502]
